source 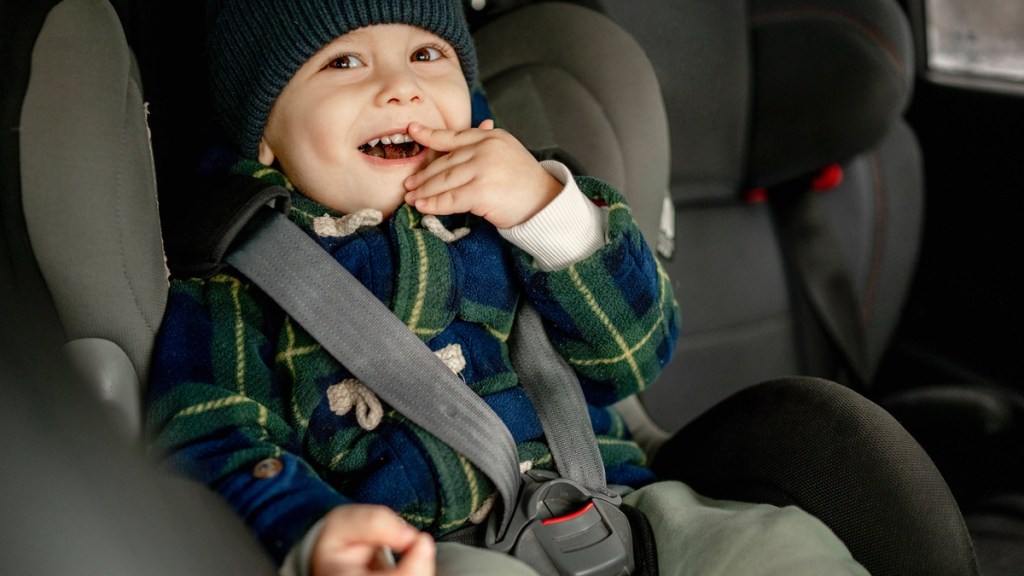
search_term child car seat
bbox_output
[13,0,167,436]
[2,0,978,574]
[0,0,277,572]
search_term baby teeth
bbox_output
[368,133,412,147]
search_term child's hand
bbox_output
[311,505,435,576]
[404,120,563,229]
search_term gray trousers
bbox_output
[436,481,869,576]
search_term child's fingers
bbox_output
[404,123,506,192]
[320,506,421,553]
[393,534,436,576]
[404,144,473,192]
[404,152,489,216]
[408,122,487,153]
[313,506,428,575]
[406,182,478,217]
[407,122,463,153]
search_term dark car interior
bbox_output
[2,0,1021,574]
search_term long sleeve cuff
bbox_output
[280,515,328,576]
[499,160,607,271]
[217,453,349,565]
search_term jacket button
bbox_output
[253,458,284,479]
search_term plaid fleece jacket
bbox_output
[147,167,679,563]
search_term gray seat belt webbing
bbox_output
[510,304,608,495]
[225,209,521,531]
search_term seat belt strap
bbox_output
[225,208,522,532]
[769,181,870,385]
[511,303,609,496]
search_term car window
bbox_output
[912,0,1024,93]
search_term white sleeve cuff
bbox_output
[499,160,608,272]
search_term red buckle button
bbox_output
[542,502,595,526]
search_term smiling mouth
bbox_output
[358,132,423,160]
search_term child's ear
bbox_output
[257,137,277,166]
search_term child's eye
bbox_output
[327,54,364,69]
[411,45,445,62]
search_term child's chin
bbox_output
[374,196,407,219]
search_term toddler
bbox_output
[148,1,867,575]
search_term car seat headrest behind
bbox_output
[747,0,915,187]
[473,2,671,251]
[19,0,168,414]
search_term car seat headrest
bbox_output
[747,0,915,187]
[20,0,168,388]
[473,2,671,252]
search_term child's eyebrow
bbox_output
[312,28,373,56]
[410,29,453,47]
[316,37,360,56]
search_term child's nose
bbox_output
[376,66,422,106]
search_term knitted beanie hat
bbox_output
[207,0,478,159]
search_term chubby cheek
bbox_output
[280,118,350,183]
[301,111,353,165]
[282,90,354,155]
[433,83,474,131]
[447,101,473,132]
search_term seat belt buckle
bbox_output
[485,469,635,576]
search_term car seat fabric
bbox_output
[810,122,922,379]
[0,0,66,340]
[472,2,672,257]
[654,376,979,576]
[580,0,924,437]
[552,0,800,436]
[745,0,915,187]
[18,0,168,433]
[745,0,923,386]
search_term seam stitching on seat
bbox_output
[117,78,157,334]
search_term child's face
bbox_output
[258,24,471,216]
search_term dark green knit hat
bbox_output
[207,0,478,159]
